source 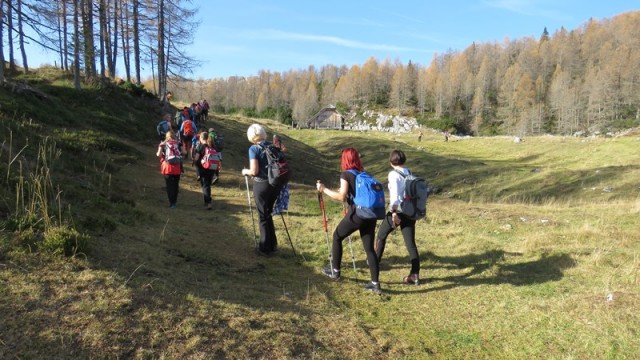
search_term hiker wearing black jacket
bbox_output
[375,149,421,285]
[241,124,283,255]
[316,147,382,294]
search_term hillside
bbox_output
[1,71,639,359]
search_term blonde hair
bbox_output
[247,124,266,143]
[165,130,176,141]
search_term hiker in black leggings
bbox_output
[375,149,421,285]
[241,124,283,255]
[316,147,382,294]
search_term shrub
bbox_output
[40,226,90,256]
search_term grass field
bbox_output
[1,73,639,359]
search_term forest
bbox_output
[176,11,640,136]
[2,1,639,136]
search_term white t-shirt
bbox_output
[388,167,410,210]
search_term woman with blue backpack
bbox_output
[375,149,423,285]
[316,147,383,294]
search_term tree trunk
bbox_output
[157,0,165,99]
[73,0,81,89]
[18,0,28,73]
[110,0,118,78]
[0,1,4,83]
[121,0,131,81]
[133,0,140,84]
[99,0,106,78]
[8,0,15,73]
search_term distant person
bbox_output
[444,130,450,142]
[272,134,289,215]
[179,116,197,159]
[193,131,220,210]
[241,124,284,255]
[418,131,423,142]
[375,149,421,285]
[316,147,382,294]
[156,130,183,208]
[156,113,172,141]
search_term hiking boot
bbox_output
[211,175,219,185]
[321,266,341,281]
[402,273,419,286]
[363,281,382,295]
[254,248,270,257]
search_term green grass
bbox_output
[1,69,639,358]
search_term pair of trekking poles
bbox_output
[243,176,357,281]
[244,175,297,257]
[318,189,359,282]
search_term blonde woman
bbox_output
[241,124,283,255]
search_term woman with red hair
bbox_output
[316,148,382,294]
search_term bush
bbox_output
[40,226,90,256]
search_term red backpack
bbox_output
[183,120,195,137]
[200,146,221,170]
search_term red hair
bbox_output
[341,148,364,172]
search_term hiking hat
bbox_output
[247,124,266,143]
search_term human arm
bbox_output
[241,158,259,176]
[316,178,349,202]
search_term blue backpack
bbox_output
[348,170,386,220]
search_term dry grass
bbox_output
[1,86,640,358]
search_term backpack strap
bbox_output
[394,168,411,177]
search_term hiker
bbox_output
[272,134,289,215]
[156,130,183,208]
[156,113,172,141]
[201,99,210,121]
[193,131,220,210]
[179,116,197,159]
[316,147,382,294]
[444,130,450,142]
[241,124,284,255]
[418,131,423,142]
[375,149,421,285]
[208,127,222,184]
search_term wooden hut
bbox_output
[303,106,344,129]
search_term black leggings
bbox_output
[376,213,420,275]
[253,180,282,253]
[331,209,379,283]
[164,174,181,206]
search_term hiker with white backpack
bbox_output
[375,149,429,286]
[316,147,383,294]
[193,132,221,210]
[156,130,183,208]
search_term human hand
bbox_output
[316,180,324,193]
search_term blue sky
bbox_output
[25,0,640,80]
[189,0,638,79]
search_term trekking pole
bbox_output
[344,205,359,283]
[317,182,335,277]
[244,175,258,249]
[276,193,299,258]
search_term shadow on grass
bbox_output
[379,249,576,294]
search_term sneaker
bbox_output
[211,175,219,185]
[363,281,382,295]
[169,204,176,209]
[321,266,341,281]
[402,274,419,286]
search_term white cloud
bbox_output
[245,29,429,53]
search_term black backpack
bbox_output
[258,143,290,187]
[396,169,429,220]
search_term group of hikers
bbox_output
[156,112,427,295]
[155,99,222,210]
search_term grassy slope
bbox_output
[1,72,639,359]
